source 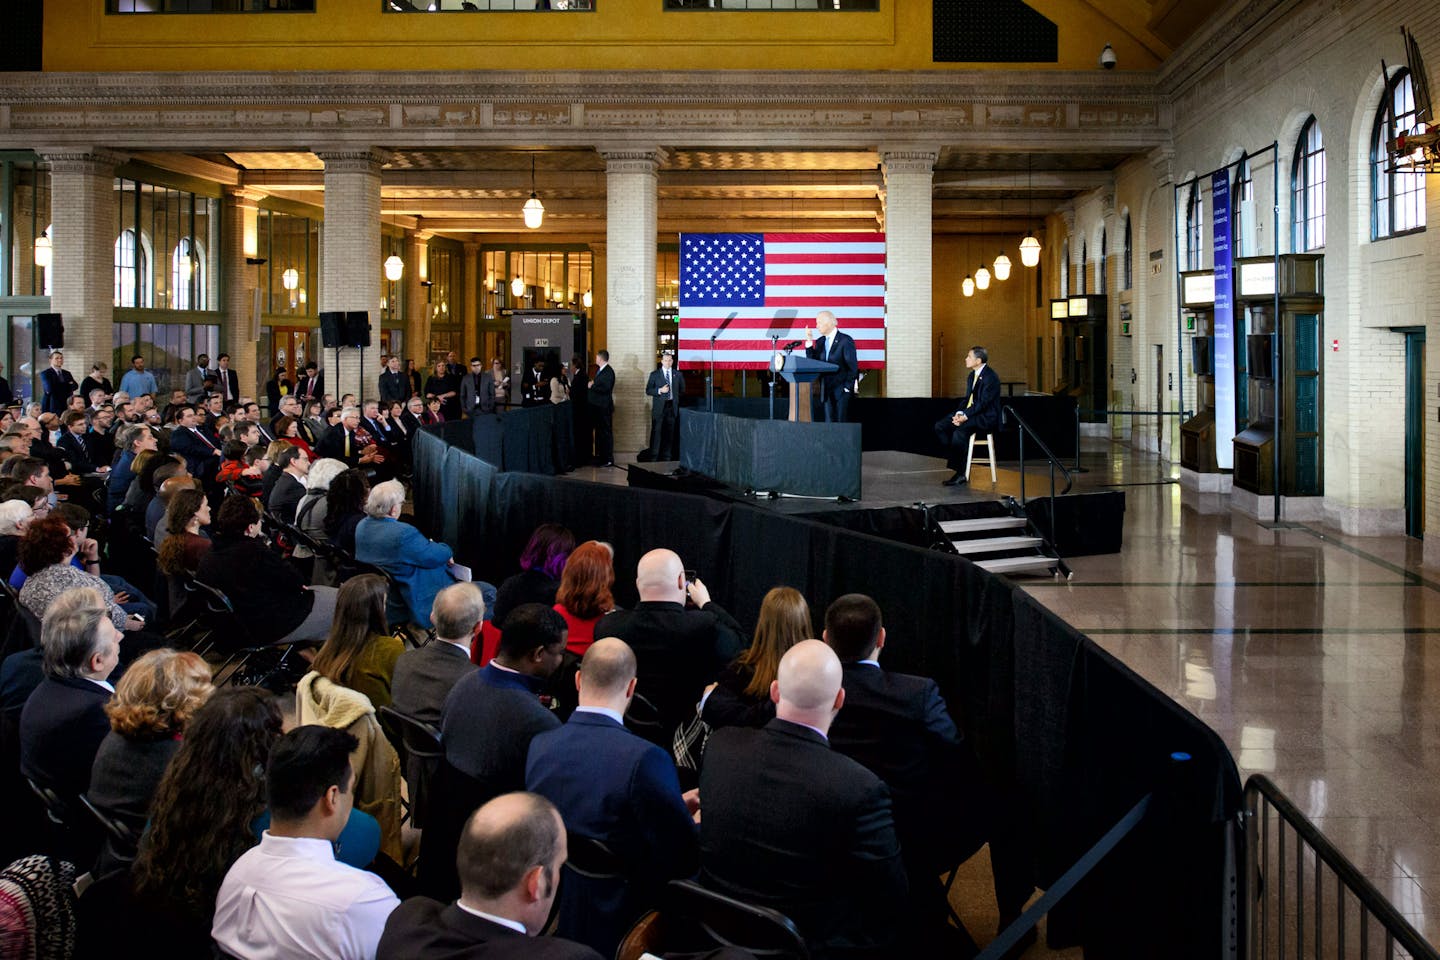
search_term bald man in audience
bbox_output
[593,549,745,751]
[392,582,483,728]
[378,792,602,959]
[699,640,906,959]
[526,638,700,956]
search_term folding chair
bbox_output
[617,879,810,960]
[377,705,443,828]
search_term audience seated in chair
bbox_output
[702,586,811,733]
[87,647,213,872]
[392,581,483,729]
[309,573,405,710]
[552,540,617,658]
[526,638,700,957]
[213,725,401,960]
[595,549,746,750]
[294,457,348,585]
[698,640,907,960]
[424,604,567,901]
[17,517,148,655]
[195,495,338,648]
[155,488,213,617]
[145,465,191,543]
[106,423,157,513]
[324,468,370,567]
[821,594,1032,955]
[0,498,31,582]
[377,791,602,960]
[492,523,574,628]
[19,588,121,802]
[355,479,456,629]
[267,444,310,526]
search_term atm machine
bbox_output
[508,309,587,403]
[1178,270,1220,474]
[1231,254,1323,497]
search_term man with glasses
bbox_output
[268,445,311,525]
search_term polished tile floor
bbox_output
[567,441,1439,954]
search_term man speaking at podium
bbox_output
[804,310,858,423]
[934,346,1000,486]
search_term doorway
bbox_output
[1404,328,1425,538]
[2,312,39,406]
[268,325,317,392]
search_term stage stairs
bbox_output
[927,497,1072,580]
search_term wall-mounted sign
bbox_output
[1068,297,1089,317]
[1237,260,1276,297]
[1182,273,1215,306]
[1050,300,1068,320]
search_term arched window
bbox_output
[1291,116,1326,251]
[171,238,207,310]
[1097,227,1107,294]
[1232,154,1253,257]
[1185,182,1204,270]
[1372,69,1426,239]
[1060,239,1070,297]
[1079,240,1087,294]
[1122,214,1133,290]
[114,229,142,308]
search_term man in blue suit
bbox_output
[804,310,858,423]
[526,638,699,956]
[167,404,223,484]
[934,345,1001,486]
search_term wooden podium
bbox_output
[780,354,837,423]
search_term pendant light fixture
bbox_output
[993,188,1012,280]
[962,273,975,297]
[975,262,991,290]
[34,231,52,269]
[1019,152,1042,268]
[522,154,545,229]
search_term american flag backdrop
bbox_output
[677,232,886,370]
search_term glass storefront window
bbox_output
[113,321,220,396]
[259,209,320,317]
[4,160,52,299]
[114,177,220,312]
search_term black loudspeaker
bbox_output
[319,311,344,349]
[344,311,372,348]
[36,313,63,350]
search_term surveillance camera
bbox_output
[1099,43,1117,70]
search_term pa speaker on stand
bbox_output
[36,313,64,351]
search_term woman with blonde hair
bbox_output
[701,585,812,730]
[89,648,213,853]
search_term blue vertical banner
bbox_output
[1211,171,1235,470]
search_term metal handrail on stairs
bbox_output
[1004,404,1075,505]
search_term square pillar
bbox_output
[602,149,664,455]
[588,242,606,359]
[223,187,265,401]
[881,149,937,398]
[42,150,122,384]
[317,149,385,403]
[406,231,430,369]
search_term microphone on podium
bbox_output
[782,340,804,351]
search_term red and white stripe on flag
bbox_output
[677,232,886,371]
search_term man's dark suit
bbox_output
[268,471,306,525]
[478,371,506,414]
[19,675,113,799]
[805,329,858,423]
[213,367,240,404]
[379,369,410,405]
[40,367,78,415]
[644,366,685,460]
[699,718,906,958]
[296,371,323,403]
[933,363,1001,471]
[316,423,361,467]
[377,898,602,960]
[425,665,562,900]
[169,425,221,480]
[392,640,477,729]
[526,710,699,955]
[593,601,745,749]
[58,431,97,474]
[586,364,615,464]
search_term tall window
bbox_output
[114,229,152,308]
[1097,227,1107,294]
[1123,215,1133,290]
[1292,116,1326,251]
[1079,241,1087,294]
[1232,155,1253,256]
[171,238,207,311]
[1372,69,1427,239]
[1185,182,1203,270]
[1060,240,1070,297]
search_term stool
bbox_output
[966,433,997,483]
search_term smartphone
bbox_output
[683,568,697,586]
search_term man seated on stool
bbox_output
[934,345,1001,486]
[378,792,601,959]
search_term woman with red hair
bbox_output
[552,540,616,656]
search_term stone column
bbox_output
[462,241,481,365]
[317,149,384,403]
[602,149,664,455]
[588,242,607,361]
[881,149,937,398]
[405,231,429,369]
[42,150,122,385]
[223,187,265,401]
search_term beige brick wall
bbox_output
[42,151,120,387]
[882,150,936,398]
[223,188,262,401]
[318,150,384,404]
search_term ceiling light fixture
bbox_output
[975,262,991,290]
[511,275,526,298]
[582,289,593,309]
[281,267,299,291]
[384,254,404,282]
[1019,152,1043,268]
[33,232,51,269]
[993,187,1011,280]
[962,273,975,297]
[523,154,545,229]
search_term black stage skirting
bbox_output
[679,410,862,500]
[710,394,1077,462]
[413,427,1241,958]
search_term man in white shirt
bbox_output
[213,726,400,960]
